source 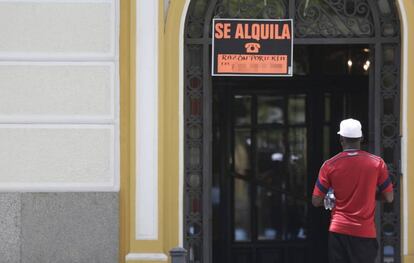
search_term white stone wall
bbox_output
[0,0,119,191]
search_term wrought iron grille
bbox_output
[295,0,375,37]
[183,0,401,262]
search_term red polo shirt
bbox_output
[313,150,393,238]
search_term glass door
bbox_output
[212,74,368,263]
[232,93,308,262]
[213,83,312,263]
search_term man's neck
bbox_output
[342,145,361,151]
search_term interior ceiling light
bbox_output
[364,60,371,71]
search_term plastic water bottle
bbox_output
[324,188,336,210]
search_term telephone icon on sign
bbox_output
[245,43,261,53]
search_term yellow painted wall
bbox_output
[120,0,175,262]
[119,0,131,261]
[120,0,414,262]
[403,0,414,261]
[162,0,183,253]
[127,0,166,255]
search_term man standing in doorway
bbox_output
[312,118,393,263]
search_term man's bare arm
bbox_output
[312,195,324,207]
[376,190,393,203]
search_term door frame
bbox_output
[182,1,402,262]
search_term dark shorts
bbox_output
[329,232,378,263]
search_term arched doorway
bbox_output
[183,1,401,262]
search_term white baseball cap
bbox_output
[337,118,362,138]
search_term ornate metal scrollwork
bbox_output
[295,0,374,38]
[183,38,204,262]
[214,0,287,18]
[186,0,211,38]
[380,42,401,263]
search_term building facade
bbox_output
[0,0,413,263]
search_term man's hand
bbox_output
[312,195,324,207]
[376,191,393,203]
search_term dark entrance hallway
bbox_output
[212,45,370,263]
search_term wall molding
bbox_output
[125,253,168,262]
[0,183,118,192]
[397,0,409,256]
[0,117,115,124]
[178,0,191,248]
[0,0,112,3]
[0,54,117,61]
[135,0,159,240]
